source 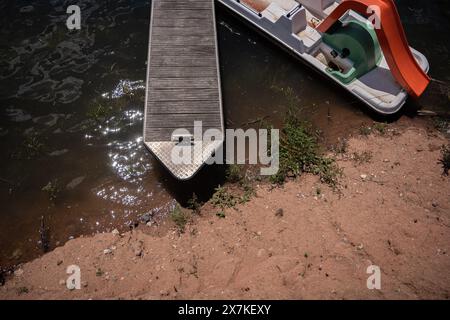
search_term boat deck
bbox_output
[143,0,223,180]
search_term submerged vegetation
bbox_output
[12,133,45,160]
[86,101,113,124]
[42,179,60,202]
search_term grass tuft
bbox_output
[433,117,449,134]
[17,286,29,295]
[270,115,341,188]
[216,211,226,219]
[226,164,243,183]
[211,185,237,209]
[439,145,450,176]
[170,205,189,233]
[332,138,349,155]
[187,193,202,215]
[239,181,256,204]
[373,122,388,135]
[352,151,373,165]
[359,125,372,136]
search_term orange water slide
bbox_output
[317,0,430,98]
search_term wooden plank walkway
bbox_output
[143,0,224,180]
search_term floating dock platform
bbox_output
[143,0,224,180]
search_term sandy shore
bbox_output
[1,120,450,300]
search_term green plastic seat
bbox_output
[322,20,382,84]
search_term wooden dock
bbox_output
[143,0,224,180]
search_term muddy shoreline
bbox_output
[1,118,449,300]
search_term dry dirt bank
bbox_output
[1,120,449,300]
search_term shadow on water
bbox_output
[152,160,227,207]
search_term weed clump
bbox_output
[359,125,372,136]
[187,193,202,215]
[332,138,349,155]
[17,286,29,295]
[226,164,243,183]
[439,145,450,176]
[211,185,237,209]
[170,205,189,233]
[373,122,388,135]
[271,115,341,188]
[433,117,449,134]
[216,211,226,219]
[352,151,373,165]
[239,182,255,204]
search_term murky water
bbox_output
[1,0,449,268]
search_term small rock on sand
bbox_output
[275,208,284,217]
[14,269,24,277]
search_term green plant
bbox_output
[17,286,29,295]
[352,151,373,165]
[86,101,112,123]
[13,134,45,159]
[373,122,388,135]
[216,211,226,219]
[270,85,301,108]
[333,138,348,154]
[359,125,372,136]
[211,185,237,209]
[439,145,450,176]
[226,164,243,183]
[170,205,189,233]
[187,193,202,215]
[271,115,341,188]
[433,117,449,134]
[239,182,255,204]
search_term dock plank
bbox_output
[144,0,223,144]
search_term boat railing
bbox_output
[287,4,303,18]
[235,0,263,17]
